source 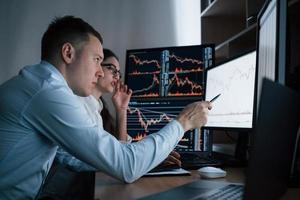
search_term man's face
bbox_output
[67,34,104,96]
[96,56,121,94]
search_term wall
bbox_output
[0,0,200,116]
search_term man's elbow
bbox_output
[123,178,135,184]
[120,169,141,183]
[122,174,140,183]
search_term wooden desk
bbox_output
[94,168,300,199]
[94,168,244,200]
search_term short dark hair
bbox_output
[41,15,103,61]
[103,48,119,61]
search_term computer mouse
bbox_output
[198,166,227,179]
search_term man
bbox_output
[0,16,211,200]
[38,49,181,200]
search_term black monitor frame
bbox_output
[256,0,287,101]
[256,0,300,183]
[124,44,215,154]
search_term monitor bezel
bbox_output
[203,49,258,131]
[256,0,287,85]
[254,0,287,128]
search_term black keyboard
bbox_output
[149,163,180,173]
[180,153,222,169]
[196,184,244,200]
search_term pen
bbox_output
[209,93,221,103]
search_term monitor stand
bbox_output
[234,132,249,165]
[213,131,249,167]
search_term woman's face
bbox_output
[95,56,121,94]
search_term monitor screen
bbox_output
[204,51,257,129]
[127,99,211,152]
[125,45,214,98]
[256,0,287,111]
[125,45,214,152]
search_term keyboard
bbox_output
[196,184,244,200]
[180,153,222,169]
[149,163,180,173]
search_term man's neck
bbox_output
[91,89,102,100]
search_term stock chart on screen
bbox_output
[205,51,256,129]
[127,99,205,151]
[125,45,214,152]
[126,45,213,98]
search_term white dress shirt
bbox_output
[55,95,131,171]
[78,95,104,128]
[0,61,184,200]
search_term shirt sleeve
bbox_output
[23,87,185,183]
[55,147,96,172]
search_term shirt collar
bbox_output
[92,95,103,112]
[40,60,71,92]
[84,95,103,113]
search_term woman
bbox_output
[79,48,132,142]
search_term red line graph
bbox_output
[132,74,159,96]
[167,74,202,96]
[173,67,203,73]
[129,54,160,68]
[128,70,160,76]
[128,67,202,76]
[131,73,202,97]
[128,107,172,134]
[128,53,203,69]
[169,54,203,65]
[128,52,204,97]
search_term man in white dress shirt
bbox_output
[38,48,182,199]
[0,16,211,200]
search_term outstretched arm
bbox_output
[29,82,211,184]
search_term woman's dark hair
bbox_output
[100,48,119,134]
[41,15,103,62]
[103,48,119,61]
[100,97,116,133]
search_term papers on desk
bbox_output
[144,168,191,176]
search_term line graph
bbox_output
[127,99,202,151]
[129,54,160,69]
[205,51,256,128]
[128,53,203,70]
[131,74,160,97]
[127,105,176,135]
[168,54,203,65]
[127,106,173,133]
[126,47,212,98]
[168,73,203,96]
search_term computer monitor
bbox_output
[125,45,214,153]
[256,0,287,108]
[256,0,300,181]
[204,51,257,130]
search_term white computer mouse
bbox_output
[198,166,227,179]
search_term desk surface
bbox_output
[94,168,300,200]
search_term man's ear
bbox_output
[61,43,75,64]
